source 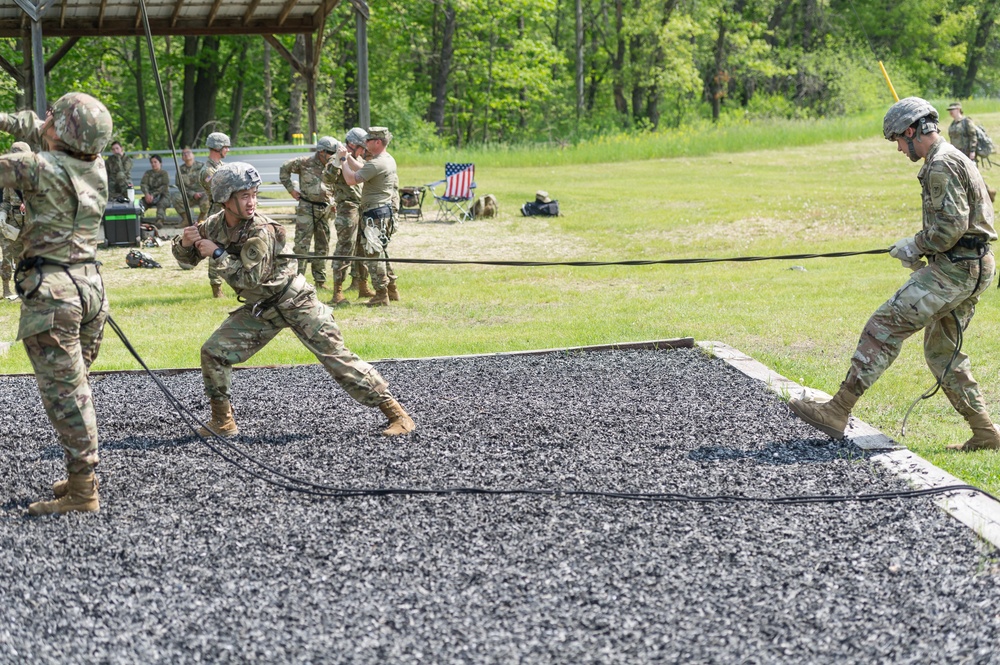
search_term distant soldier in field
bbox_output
[336,126,400,307]
[1,141,31,299]
[171,147,205,226]
[280,137,335,289]
[200,131,231,297]
[105,140,133,201]
[324,127,375,305]
[947,102,996,203]
[0,92,114,515]
[789,97,999,452]
[139,154,170,228]
[171,162,415,438]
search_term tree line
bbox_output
[0,0,997,151]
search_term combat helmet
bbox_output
[206,132,231,151]
[211,162,261,203]
[882,97,939,141]
[345,127,367,147]
[10,142,31,154]
[316,136,340,153]
[50,92,113,154]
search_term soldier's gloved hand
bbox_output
[889,236,922,269]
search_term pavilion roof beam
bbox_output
[207,0,225,27]
[171,0,186,28]
[262,34,306,78]
[243,0,263,25]
[0,55,23,84]
[98,0,107,28]
[44,35,79,74]
[277,0,301,27]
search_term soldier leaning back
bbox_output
[0,92,114,515]
[171,162,415,438]
[790,97,999,452]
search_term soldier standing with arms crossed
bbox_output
[789,98,1000,452]
[280,137,335,290]
[337,127,399,307]
[0,92,114,514]
[200,131,231,297]
[172,162,415,437]
[105,140,132,201]
[1,141,31,300]
[172,146,205,226]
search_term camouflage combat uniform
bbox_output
[355,151,398,290]
[172,159,205,225]
[844,137,996,419]
[280,153,332,285]
[0,105,110,477]
[948,116,978,160]
[140,167,170,226]
[105,151,133,200]
[1,180,27,292]
[171,209,394,407]
[200,157,225,286]
[323,159,363,284]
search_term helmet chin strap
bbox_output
[905,135,920,162]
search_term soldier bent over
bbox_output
[790,97,1000,452]
[0,93,114,514]
[172,162,415,438]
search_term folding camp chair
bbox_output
[398,186,425,222]
[426,163,476,223]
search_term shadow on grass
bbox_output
[688,439,873,465]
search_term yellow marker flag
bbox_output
[879,61,899,102]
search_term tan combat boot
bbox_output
[330,280,349,307]
[366,288,390,307]
[379,398,415,436]
[315,281,327,291]
[52,474,100,499]
[946,412,1000,452]
[29,471,99,516]
[346,275,361,291]
[197,398,239,438]
[211,283,224,298]
[788,383,859,440]
[386,281,400,302]
[988,187,997,204]
[357,281,376,298]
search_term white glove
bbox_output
[889,236,923,270]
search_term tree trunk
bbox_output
[427,0,456,135]
[193,36,221,144]
[134,37,149,149]
[287,35,306,142]
[959,1,1000,97]
[229,41,250,145]
[710,14,727,122]
[181,36,198,146]
[263,40,274,142]
[612,0,627,116]
[575,0,584,119]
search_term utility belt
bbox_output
[15,256,102,299]
[362,205,393,221]
[249,273,306,318]
[301,197,330,208]
[943,235,991,262]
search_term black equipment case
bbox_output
[103,202,142,247]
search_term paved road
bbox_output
[126,147,314,190]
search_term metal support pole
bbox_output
[355,9,370,128]
[31,18,46,116]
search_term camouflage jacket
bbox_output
[356,151,397,212]
[948,117,978,158]
[915,137,997,256]
[0,148,108,264]
[105,152,133,189]
[172,210,297,305]
[200,157,224,215]
[141,168,170,197]
[177,160,205,200]
[1,184,26,227]
[322,161,361,214]
[0,110,45,151]
[280,153,332,205]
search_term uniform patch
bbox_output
[929,171,948,208]
[240,237,267,269]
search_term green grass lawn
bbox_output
[3,111,1000,494]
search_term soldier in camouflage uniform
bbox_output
[139,154,170,228]
[790,97,1000,452]
[0,92,113,515]
[323,128,372,305]
[1,141,31,299]
[171,147,206,226]
[200,132,231,297]
[105,140,133,201]
[172,162,415,438]
[948,102,996,203]
[280,137,336,289]
[337,126,400,307]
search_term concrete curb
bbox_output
[700,340,1000,550]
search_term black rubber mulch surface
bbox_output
[1,348,998,664]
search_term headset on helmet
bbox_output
[206,132,231,151]
[50,92,113,154]
[211,162,262,203]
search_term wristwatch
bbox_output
[212,247,225,260]
[340,156,347,162]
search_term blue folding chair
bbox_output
[426,163,476,223]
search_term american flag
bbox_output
[444,163,475,199]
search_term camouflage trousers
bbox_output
[141,193,169,226]
[332,206,366,283]
[1,236,23,282]
[361,211,397,291]
[18,265,108,475]
[172,192,207,226]
[108,182,130,201]
[844,252,995,417]
[200,277,391,406]
[293,200,331,284]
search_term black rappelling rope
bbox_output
[278,248,890,267]
[104,315,999,506]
